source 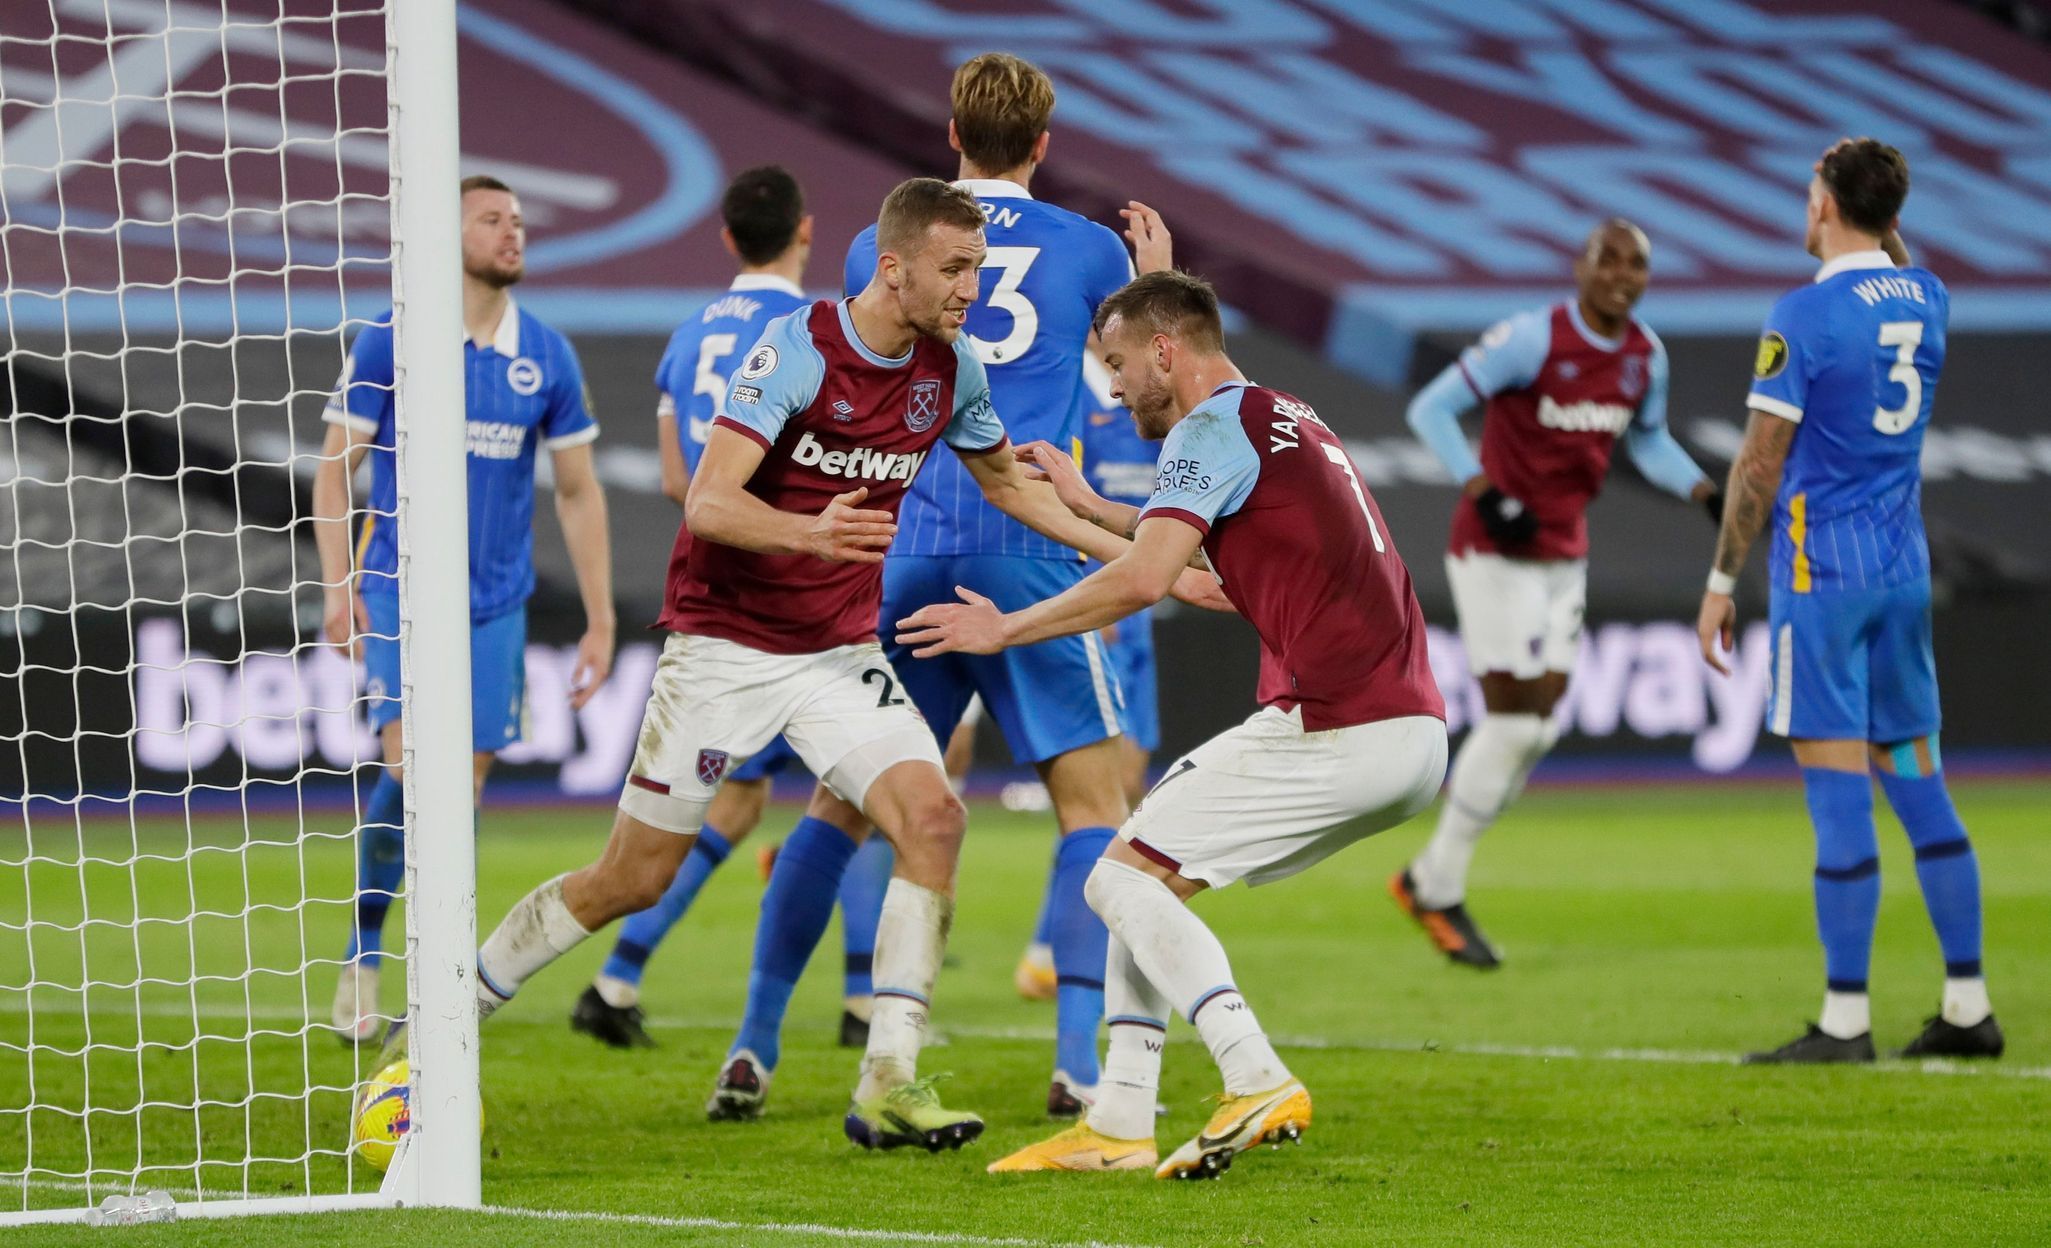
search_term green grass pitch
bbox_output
[5,780,2049,1245]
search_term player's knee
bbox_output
[1082,860,1121,918]
[899,789,967,856]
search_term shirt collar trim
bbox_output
[953,177,1032,200]
[1563,300,1626,353]
[730,273,805,298]
[837,299,913,369]
[464,297,521,357]
[1814,249,1896,283]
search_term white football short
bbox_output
[1445,551,1587,680]
[1120,706,1447,889]
[618,633,944,835]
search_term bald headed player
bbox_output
[1391,219,1723,968]
[457,179,1213,1156]
[900,270,1447,1179]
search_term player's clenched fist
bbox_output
[807,486,897,564]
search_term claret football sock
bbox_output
[857,878,952,1101]
[476,874,591,1019]
[1050,826,1115,1085]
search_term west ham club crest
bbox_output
[1619,354,1646,401]
[905,378,943,433]
[696,749,731,787]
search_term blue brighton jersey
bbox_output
[325,301,598,620]
[844,179,1132,560]
[1747,250,1948,595]
[655,274,810,474]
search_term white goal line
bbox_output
[4,998,2041,1082]
[9,1180,1158,1245]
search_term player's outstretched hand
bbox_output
[1170,567,1236,614]
[896,586,1007,657]
[1014,440,1103,519]
[809,486,896,564]
[323,586,369,659]
[1697,590,1736,677]
[568,627,615,710]
[1122,201,1173,274]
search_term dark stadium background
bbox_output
[5,0,2048,802]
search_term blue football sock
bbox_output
[731,816,859,1069]
[1050,826,1115,1083]
[344,772,405,967]
[1877,757,1982,978]
[837,835,893,999]
[1805,768,1879,994]
[1030,841,1059,948]
[599,824,733,987]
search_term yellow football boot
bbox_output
[1155,1081,1311,1180]
[1013,947,1057,1002]
[987,1123,1157,1173]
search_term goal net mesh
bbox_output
[1,0,409,1213]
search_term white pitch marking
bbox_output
[4,1000,2043,1081]
[3,1180,1157,1246]
[479,1204,1159,1248]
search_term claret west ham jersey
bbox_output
[1138,382,1443,731]
[845,179,1131,560]
[1447,301,1669,561]
[656,300,1008,654]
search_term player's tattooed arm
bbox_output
[1698,409,1794,675]
[1710,410,1795,581]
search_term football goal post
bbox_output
[1,0,479,1222]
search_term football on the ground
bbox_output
[351,1057,411,1173]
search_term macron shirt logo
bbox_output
[790,430,927,482]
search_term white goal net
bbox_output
[1,0,478,1223]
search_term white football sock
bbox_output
[593,973,638,1009]
[856,878,952,1102]
[1086,936,1167,1141]
[1409,712,1551,909]
[475,874,590,1016]
[1083,858,1289,1096]
[1942,977,1991,1027]
[1819,989,1871,1039]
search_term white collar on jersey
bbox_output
[1563,299,1627,353]
[730,273,806,298]
[1813,249,1896,283]
[836,298,914,368]
[953,177,1032,200]
[463,297,521,357]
